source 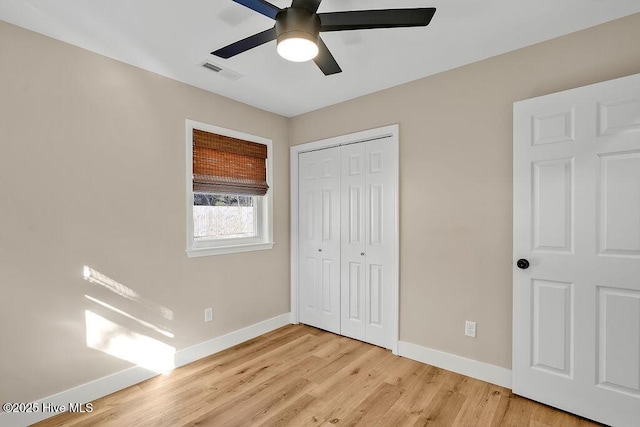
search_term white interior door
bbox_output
[513,72,640,427]
[298,147,341,334]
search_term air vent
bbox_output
[202,62,222,73]
[200,60,243,81]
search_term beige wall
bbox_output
[289,13,640,369]
[0,20,290,403]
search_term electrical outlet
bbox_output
[465,320,477,338]
[204,307,213,322]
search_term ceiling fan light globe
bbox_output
[277,37,318,62]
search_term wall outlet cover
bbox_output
[465,320,477,338]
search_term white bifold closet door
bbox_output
[299,138,396,349]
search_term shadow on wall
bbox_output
[82,266,176,374]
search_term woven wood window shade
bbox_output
[193,129,269,196]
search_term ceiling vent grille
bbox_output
[201,60,243,81]
[202,62,222,72]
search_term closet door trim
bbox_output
[290,124,399,354]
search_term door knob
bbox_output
[318,249,322,252]
[361,252,365,256]
[516,259,530,269]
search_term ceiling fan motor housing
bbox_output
[275,7,321,45]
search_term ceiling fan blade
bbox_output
[232,0,281,20]
[313,37,342,76]
[291,0,322,13]
[319,8,436,32]
[212,27,277,58]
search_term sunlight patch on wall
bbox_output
[85,310,175,374]
[83,266,174,321]
[84,295,174,338]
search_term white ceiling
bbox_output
[2,0,640,117]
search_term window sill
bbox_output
[186,241,275,258]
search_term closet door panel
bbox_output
[364,139,396,348]
[340,143,366,340]
[299,148,341,333]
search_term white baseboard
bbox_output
[0,313,291,427]
[398,341,512,389]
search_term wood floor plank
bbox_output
[256,393,317,427]
[374,365,435,426]
[387,366,450,425]
[411,370,469,426]
[326,382,404,426]
[454,383,504,426]
[32,325,601,427]
[491,393,535,427]
[303,338,373,385]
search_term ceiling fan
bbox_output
[212,0,436,75]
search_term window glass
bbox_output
[193,194,256,240]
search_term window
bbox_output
[186,120,274,257]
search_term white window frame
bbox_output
[185,119,274,257]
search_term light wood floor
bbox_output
[34,324,600,427]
